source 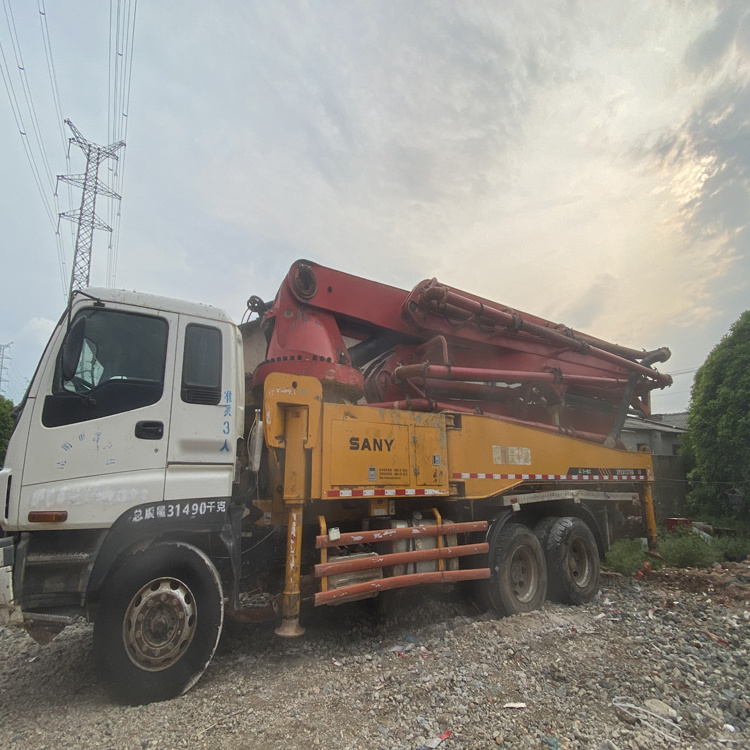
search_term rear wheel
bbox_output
[545,517,599,604]
[534,516,558,551]
[93,542,224,705]
[485,523,547,617]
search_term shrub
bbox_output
[604,538,650,576]
[604,528,750,575]
[712,534,750,562]
[659,529,721,568]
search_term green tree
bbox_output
[682,311,750,518]
[0,395,14,467]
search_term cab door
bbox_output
[164,315,242,506]
[17,303,177,529]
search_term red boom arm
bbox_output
[250,260,671,443]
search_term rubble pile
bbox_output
[649,561,750,605]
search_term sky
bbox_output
[1,0,748,416]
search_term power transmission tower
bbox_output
[0,343,12,399]
[57,120,124,300]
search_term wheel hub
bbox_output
[123,577,197,671]
[568,539,593,587]
[510,547,537,603]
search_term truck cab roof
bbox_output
[80,287,234,325]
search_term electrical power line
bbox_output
[36,0,65,154]
[652,388,691,397]
[0,0,68,298]
[38,0,75,281]
[2,0,56,190]
[106,0,138,287]
[0,36,56,228]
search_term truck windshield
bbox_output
[60,309,167,394]
[42,308,169,428]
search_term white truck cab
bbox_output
[1,288,243,647]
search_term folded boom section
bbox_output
[250,259,672,444]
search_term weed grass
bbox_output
[604,526,750,575]
[604,538,649,576]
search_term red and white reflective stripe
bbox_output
[324,488,448,498]
[452,472,646,481]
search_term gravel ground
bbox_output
[1,565,749,750]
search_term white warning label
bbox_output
[492,445,532,466]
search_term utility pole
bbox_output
[0,343,12,399]
[57,120,124,300]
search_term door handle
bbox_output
[135,420,164,440]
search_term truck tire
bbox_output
[486,523,547,617]
[534,516,558,551]
[545,517,599,605]
[93,542,224,705]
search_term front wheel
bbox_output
[485,523,547,617]
[93,542,224,705]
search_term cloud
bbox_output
[139,3,600,323]
[636,73,750,302]
[558,274,618,330]
[684,0,749,75]
[626,5,750,347]
[20,317,57,348]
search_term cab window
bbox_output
[181,324,222,405]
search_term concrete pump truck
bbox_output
[0,259,671,704]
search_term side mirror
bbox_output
[62,317,86,381]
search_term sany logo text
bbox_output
[349,437,394,452]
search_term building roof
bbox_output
[650,412,689,430]
[623,413,687,435]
